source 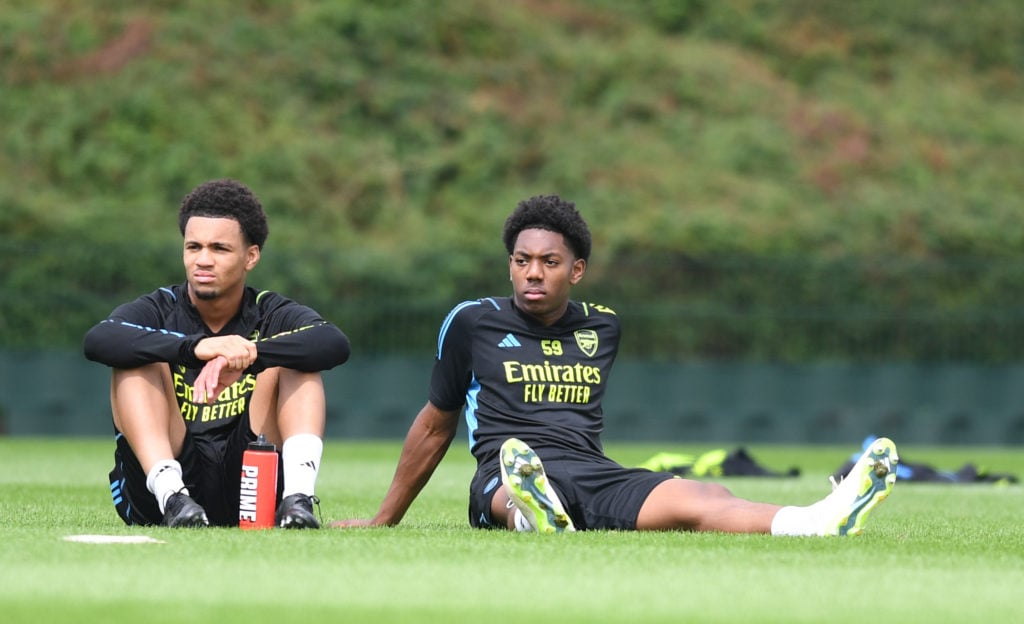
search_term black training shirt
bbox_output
[83,283,349,435]
[429,296,619,465]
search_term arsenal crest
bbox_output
[574,329,599,357]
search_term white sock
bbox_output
[513,508,535,532]
[145,460,187,514]
[770,505,818,536]
[281,433,323,498]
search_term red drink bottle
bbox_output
[239,434,278,529]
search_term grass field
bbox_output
[1,437,1021,623]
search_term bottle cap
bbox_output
[248,433,276,452]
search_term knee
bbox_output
[636,478,740,531]
[269,368,324,389]
[111,363,175,398]
[283,368,323,384]
[698,481,734,499]
[112,363,166,383]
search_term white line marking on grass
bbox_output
[63,535,166,544]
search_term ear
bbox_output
[245,245,261,271]
[569,258,586,285]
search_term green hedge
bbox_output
[3,1,1024,360]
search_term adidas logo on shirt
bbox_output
[498,333,522,348]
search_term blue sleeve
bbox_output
[427,300,485,411]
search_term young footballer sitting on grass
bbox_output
[332,194,898,536]
[84,179,350,529]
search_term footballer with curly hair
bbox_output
[85,179,350,529]
[333,194,899,537]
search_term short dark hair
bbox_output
[178,179,269,249]
[502,194,591,262]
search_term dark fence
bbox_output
[3,352,1023,445]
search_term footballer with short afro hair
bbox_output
[502,194,592,263]
[178,178,269,250]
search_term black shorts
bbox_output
[468,448,674,531]
[108,418,283,527]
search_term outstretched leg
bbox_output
[637,478,779,532]
[638,438,899,536]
